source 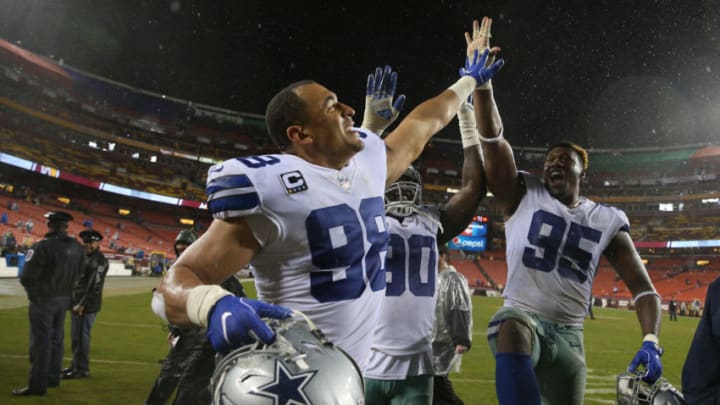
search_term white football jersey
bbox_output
[365,207,440,379]
[205,128,388,371]
[503,172,629,325]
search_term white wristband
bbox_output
[448,76,477,103]
[632,289,660,305]
[643,333,659,344]
[461,130,480,148]
[478,127,504,143]
[458,103,479,148]
[186,285,232,328]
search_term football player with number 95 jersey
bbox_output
[154,32,504,375]
[472,18,663,404]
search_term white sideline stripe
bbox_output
[584,388,617,394]
[452,377,615,385]
[0,353,158,366]
[451,378,495,383]
[583,398,616,404]
[97,321,163,329]
[0,316,163,329]
[587,374,618,381]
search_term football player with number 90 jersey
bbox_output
[364,99,486,405]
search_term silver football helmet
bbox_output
[385,165,423,217]
[211,312,364,405]
[617,371,686,405]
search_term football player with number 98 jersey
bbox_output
[206,127,387,371]
[155,50,503,376]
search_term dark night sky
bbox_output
[1,0,719,148]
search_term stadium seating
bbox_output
[2,36,719,310]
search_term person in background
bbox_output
[471,16,663,405]
[146,229,245,405]
[433,246,473,405]
[669,296,678,321]
[680,300,688,317]
[1,230,16,256]
[62,229,109,379]
[682,275,720,404]
[691,299,702,317]
[13,211,85,396]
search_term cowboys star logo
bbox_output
[251,361,316,404]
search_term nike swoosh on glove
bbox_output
[627,341,663,383]
[206,296,293,354]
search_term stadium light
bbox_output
[179,218,194,226]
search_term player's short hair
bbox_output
[265,80,315,150]
[545,141,589,173]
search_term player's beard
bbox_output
[346,129,365,153]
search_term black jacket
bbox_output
[20,231,86,302]
[73,249,109,313]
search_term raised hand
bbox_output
[206,296,293,354]
[627,340,663,384]
[361,65,406,136]
[464,17,501,89]
[460,49,504,89]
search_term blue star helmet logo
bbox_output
[252,360,317,404]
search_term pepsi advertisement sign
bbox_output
[448,216,488,252]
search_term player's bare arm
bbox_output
[604,230,662,336]
[158,217,260,325]
[465,17,523,217]
[384,90,467,185]
[438,102,487,245]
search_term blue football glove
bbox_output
[459,49,504,88]
[206,296,293,354]
[361,65,406,136]
[627,341,663,384]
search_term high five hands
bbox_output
[461,17,504,89]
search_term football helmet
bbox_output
[617,371,686,405]
[211,313,364,405]
[174,229,198,256]
[385,165,423,217]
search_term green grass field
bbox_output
[0,279,698,404]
